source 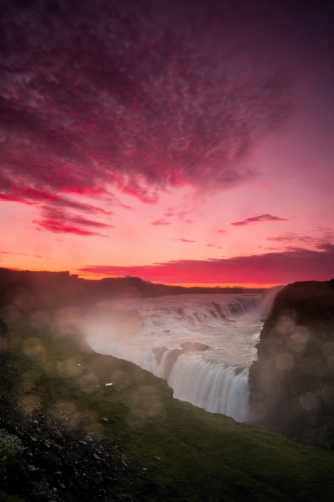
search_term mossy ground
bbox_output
[1,317,334,501]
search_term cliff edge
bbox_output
[249,279,334,449]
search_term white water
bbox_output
[84,294,263,422]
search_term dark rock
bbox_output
[0,318,9,334]
[162,349,183,380]
[162,342,209,379]
[40,452,61,469]
[212,302,227,319]
[211,302,233,322]
[180,342,209,352]
[249,280,334,449]
[210,310,219,319]
[193,313,202,323]
[152,346,168,365]
[6,458,30,494]
[0,317,10,364]
[0,392,129,502]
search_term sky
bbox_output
[0,0,334,287]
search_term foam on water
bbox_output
[85,294,263,422]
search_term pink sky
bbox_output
[0,0,334,286]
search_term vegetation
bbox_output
[0,314,334,501]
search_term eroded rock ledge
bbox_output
[249,279,334,449]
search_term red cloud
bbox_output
[0,0,297,234]
[218,229,226,233]
[34,208,113,236]
[78,245,334,284]
[151,219,170,226]
[35,222,109,236]
[231,214,288,226]
[0,184,115,235]
[53,197,113,216]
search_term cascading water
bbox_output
[84,294,263,422]
[167,357,249,422]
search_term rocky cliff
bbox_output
[249,279,334,449]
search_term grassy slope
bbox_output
[1,319,334,501]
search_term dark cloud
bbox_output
[232,214,288,226]
[151,219,170,226]
[0,250,50,258]
[52,197,113,216]
[267,232,296,242]
[258,245,282,251]
[78,244,334,284]
[207,244,223,249]
[170,238,195,243]
[267,229,334,249]
[0,0,304,233]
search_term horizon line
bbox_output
[0,266,282,289]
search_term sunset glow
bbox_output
[1,0,334,286]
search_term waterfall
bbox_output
[85,293,261,423]
[167,356,249,422]
[88,336,250,422]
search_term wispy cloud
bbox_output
[34,208,113,236]
[232,214,288,226]
[267,229,334,249]
[267,232,297,242]
[151,219,170,226]
[163,207,199,225]
[0,251,51,259]
[170,238,195,243]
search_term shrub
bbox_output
[0,430,23,459]
[30,480,60,501]
[0,429,24,489]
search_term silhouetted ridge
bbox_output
[0,268,265,314]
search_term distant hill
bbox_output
[0,268,265,314]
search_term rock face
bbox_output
[0,317,10,365]
[180,342,209,352]
[249,280,334,449]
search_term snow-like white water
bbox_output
[84,294,263,422]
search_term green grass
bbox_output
[1,318,334,501]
